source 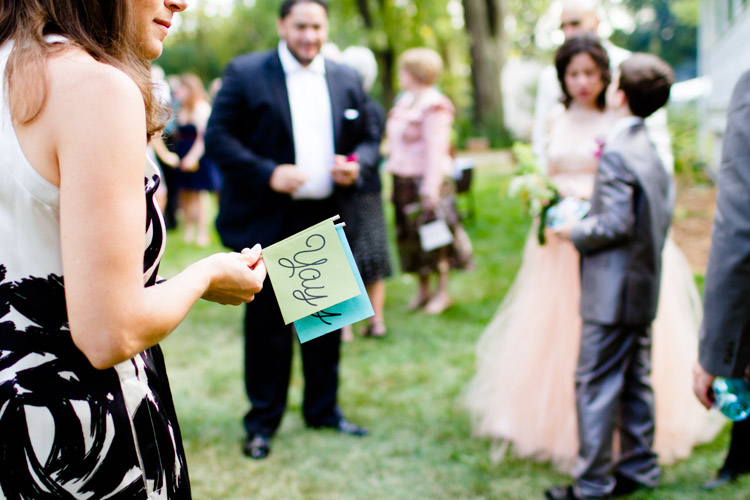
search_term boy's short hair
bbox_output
[618,53,674,119]
[280,0,329,18]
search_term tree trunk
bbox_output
[462,0,508,145]
[353,0,396,109]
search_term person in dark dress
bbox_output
[339,45,393,339]
[172,74,221,246]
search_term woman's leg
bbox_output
[423,259,452,314]
[365,280,387,335]
[408,273,432,311]
[181,190,198,243]
[195,190,212,247]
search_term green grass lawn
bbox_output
[158,161,744,499]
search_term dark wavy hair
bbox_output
[280,0,329,18]
[555,33,610,110]
[0,0,166,138]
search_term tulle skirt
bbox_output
[464,229,723,472]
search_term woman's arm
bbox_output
[29,51,265,370]
[419,106,453,209]
[569,152,636,253]
[151,133,179,168]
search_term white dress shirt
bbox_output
[605,115,644,147]
[278,41,335,200]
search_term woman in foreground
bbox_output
[0,0,266,497]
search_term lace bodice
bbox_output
[545,105,616,199]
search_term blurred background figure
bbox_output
[532,0,672,175]
[339,45,393,340]
[386,47,473,316]
[172,73,222,247]
[148,65,180,216]
[208,77,223,103]
[465,34,721,472]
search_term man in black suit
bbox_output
[205,0,381,460]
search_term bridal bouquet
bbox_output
[506,142,560,244]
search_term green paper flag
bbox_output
[262,217,361,325]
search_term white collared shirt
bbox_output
[605,115,644,147]
[278,41,335,199]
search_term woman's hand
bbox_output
[161,151,180,168]
[200,244,267,305]
[420,193,440,212]
[180,156,199,172]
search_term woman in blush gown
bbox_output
[464,34,722,472]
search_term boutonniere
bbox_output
[343,109,360,120]
[593,137,605,159]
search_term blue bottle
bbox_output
[712,377,750,421]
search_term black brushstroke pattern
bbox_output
[0,174,190,498]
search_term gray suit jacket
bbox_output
[571,122,674,326]
[699,70,750,377]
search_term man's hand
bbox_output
[331,155,360,187]
[693,361,717,409]
[270,164,308,194]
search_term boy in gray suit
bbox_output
[546,54,675,500]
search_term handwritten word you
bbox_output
[278,234,329,307]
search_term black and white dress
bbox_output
[0,40,190,499]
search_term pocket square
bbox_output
[344,108,360,120]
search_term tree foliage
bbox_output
[609,0,698,80]
[155,1,700,146]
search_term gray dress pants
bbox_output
[573,322,660,498]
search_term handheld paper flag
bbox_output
[294,224,374,343]
[262,217,360,325]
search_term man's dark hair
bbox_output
[280,0,329,18]
[618,53,674,119]
[554,33,611,110]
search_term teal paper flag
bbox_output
[263,217,361,325]
[294,224,374,343]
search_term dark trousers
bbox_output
[721,417,750,473]
[574,322,660,498]
[242,198,343,437]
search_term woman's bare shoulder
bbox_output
[546,104,566,127]
[45,46,142,112]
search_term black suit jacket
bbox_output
[205,48,382,249]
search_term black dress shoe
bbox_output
[544,485,611,500]
[702,469,738,490]
[311,417,369,436]
[545,485,578,500]
[242,433,271,460]
[336,418,368,436]
[612,473,647,496]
